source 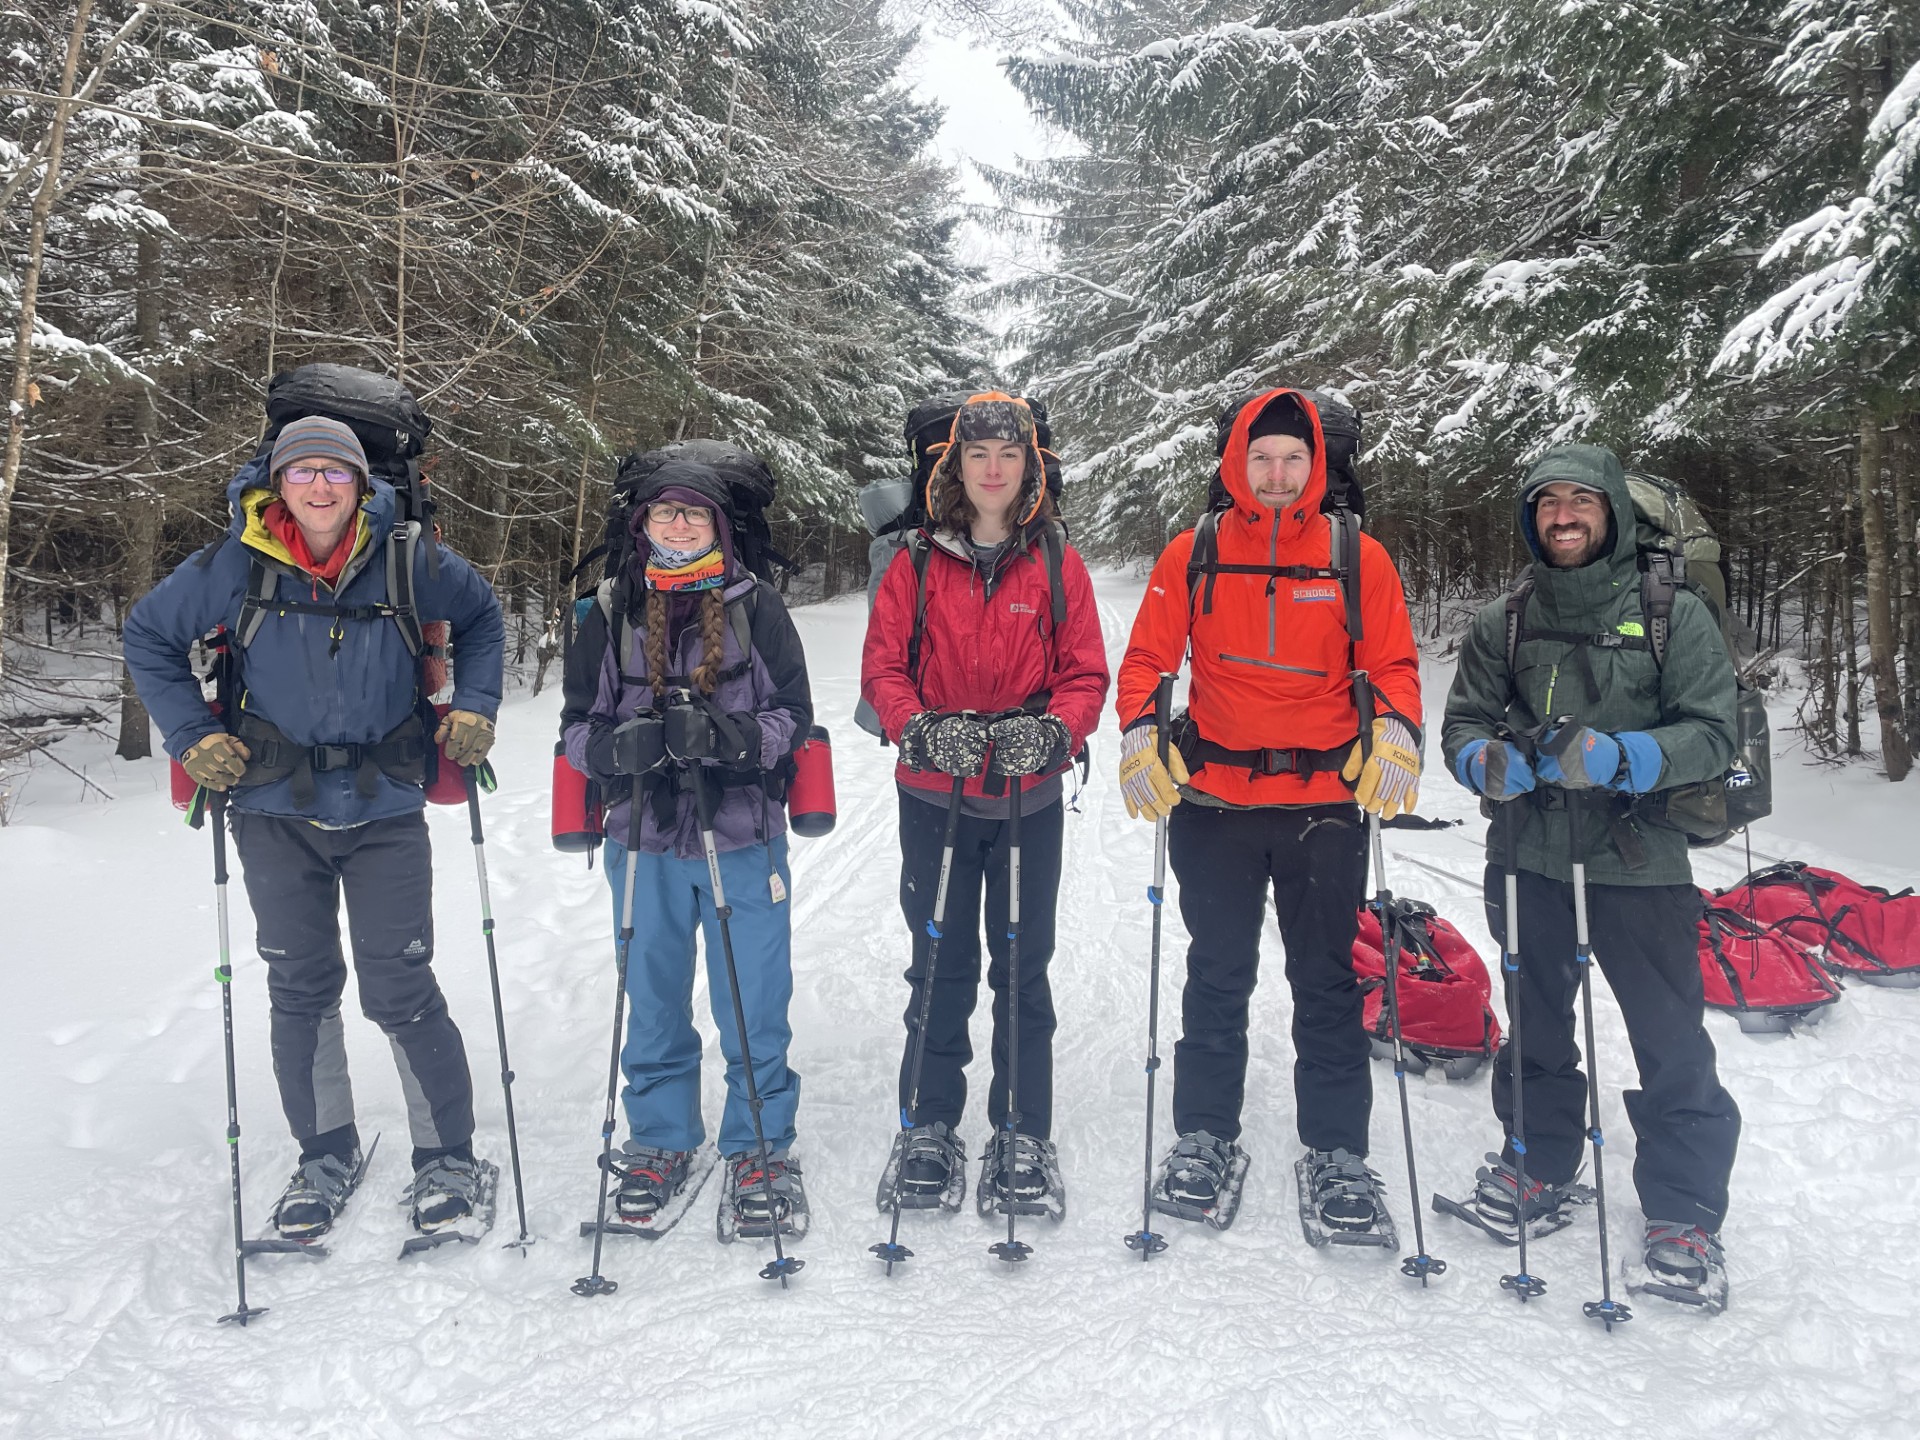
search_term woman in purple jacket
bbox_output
[561,457,813,1240]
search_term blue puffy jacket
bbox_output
[124,462,505,827]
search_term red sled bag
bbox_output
[1717,863,1920,989]
[1695,899,1843,1033]
[1354,900,1502,1080]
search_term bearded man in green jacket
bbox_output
[1441,442,1740,1312]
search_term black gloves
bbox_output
[986,713,1073,777]
[585,714,667,786]
[664,702,762,767]
[899,710,991,778]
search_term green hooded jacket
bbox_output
[1441,444,1737,886]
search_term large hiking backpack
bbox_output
[1352,900,1502,1079]
[1502,470,1771,848]
[596,438,790,589]
[1694,898,1842,1033]
[1717,863,1920,988]
[852,391,1067,741]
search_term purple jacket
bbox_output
[560,574,813,858]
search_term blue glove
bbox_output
[1610,731,1664,793]
[1455,738,1535,798]
[1536,725,1619,789]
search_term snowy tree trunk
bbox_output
[1858,413,1911,781]
[114,147,167,762]
[0,0,97,693]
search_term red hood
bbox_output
[1218,387,1328,546]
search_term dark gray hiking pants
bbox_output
[232,808,473,1165]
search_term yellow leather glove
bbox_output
[1343,716,1421,820]
[182,732,251,791]
[1117,722,1191,822]
[434,710,496,768]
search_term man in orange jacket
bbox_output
[1114,388,1422,1242]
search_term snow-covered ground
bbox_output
[3,570,1917,1439]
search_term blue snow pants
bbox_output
[602,835,799,1156]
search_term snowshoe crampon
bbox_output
[717,1151,809,1243]
[975,1131,1065,1223]
[875,1123,966,1214]
[1150,1132,1250,1232]
[398,1156,499,1259]
[1294,1149,1398,1251]
[580,1144,717,1241]
[1623,1222,1729,1316]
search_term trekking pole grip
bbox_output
[1153,672,1175,765]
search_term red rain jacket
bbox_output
[1115,388,1422,807]
[862,528,1110,803]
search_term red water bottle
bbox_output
[552,740,603,851]
[423,701,468,805]
[788,725,836,838]
[169,758,197,810]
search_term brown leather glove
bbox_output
[181,732,252,791]
[434,710,496,768]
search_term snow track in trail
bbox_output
[3,572,1918,1438]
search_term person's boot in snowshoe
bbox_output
[1471,1153,1585,1239]
[614,1144,694,1223]
[1152,1130,1249,1229]
[877,1122,966,1211]
[721,1149,809,1241]
[406,1152,487,1233]
[271,1148,364,1241]
[1635,1220,1729,1313]
[975,1130,1066,1222]
[1296,1147,1397,1248]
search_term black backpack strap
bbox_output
[905,531,935,684]
[236,556,277,648]
[1502,571,1535,670]
[1330,506,1363,653]
[1041,521,1067,630]
[1640,560,1678,670]
[384,521,425,659]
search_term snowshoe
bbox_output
[1431,1152,1595,1247]
[875,1122,967,1214]
[1294,1148,1399,1250]
[398,1154,499,1258]
[581,1143,717,1240]
[1150,1131,1251,1231]
[975,1130,1066,1223]
[1624,1221,1729,1316]
[263,1141,377,1255]
[717,1149,809,1243]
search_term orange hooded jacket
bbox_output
[1114,389,1422,807]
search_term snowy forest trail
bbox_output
[3,572,1918,1439]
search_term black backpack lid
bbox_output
[264,363,430,464]
[905,391,1056,466]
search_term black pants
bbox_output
[233,809,474,1170]
[895,790,1062,1141]
[1167,802,1370,1151]
[1486,865,1741,1231]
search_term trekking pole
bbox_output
[1495,795,1547,1305]
[989,773,1034,1264]
[572,781,645,1298]
[691,765,803,1287]
[1367,829,1448,1287]
[207,791,267,1327]
[1567,789,1631,1331]
[1124,673,1177,1259]
[1351,672,1444,1283]
[464,765,529,1252]
[872,772,968,1273]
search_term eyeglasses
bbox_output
[281,465,360,487]
[645,502,715,527]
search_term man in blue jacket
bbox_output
[125,416,505,1242]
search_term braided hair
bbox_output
[643,587,727,696]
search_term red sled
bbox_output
[1717,863,1920,989]
[1353,900,1502,1080]
[1695,900,1843,1034]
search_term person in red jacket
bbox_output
[862,392,1110,1222]
[1114,387,1422,1242]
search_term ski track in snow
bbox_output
[2,570,1916,1438]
